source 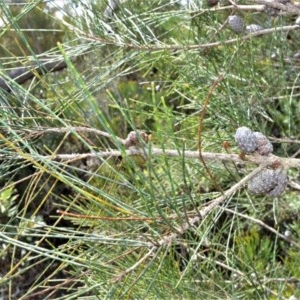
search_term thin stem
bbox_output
[1,148,299,168]
[61,17,300,52]
[221,207,300,249]
[155,165,266,247]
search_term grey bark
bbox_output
[0,59,67,92]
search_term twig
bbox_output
[23,126,126,144]
[90,161,297,282]
[191,4,265,15]
[61,16,300,51]
[288,180,300,190]
[56,209,193,221]
[0,59,68,92]
[5,126,300,167]
[154,165,266,247]
[94,166,267,282]
[221,207,300,249]
[1,148,299,168]
[195,253,279,298]
[1,2,298,93]
[111,247,156,283]
[198,73,225,192]
[269,137,300,144]
[248,0,300,15]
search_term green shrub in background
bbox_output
[0,0,300,299]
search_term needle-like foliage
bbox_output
[1,0,300,299]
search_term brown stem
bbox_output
[0,59,67,92]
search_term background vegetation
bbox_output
[0,0,300,299]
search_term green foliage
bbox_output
[1,0,300,299]
[0,185,18,216]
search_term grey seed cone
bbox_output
[228,15,244,33]
[248,168,288,197]
[267,169,288,197]
[253,132,273,156]
[248,169,278,195]
[234,127,257,154]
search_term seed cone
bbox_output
[124,130,150,148]
[248,168,288,197]
[253,132,273,156]
[267,169,288,197]
[228,15,244,33]
[234,126,257,154]
[248,169,278,195]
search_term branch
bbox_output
[192,4,266,15]
[110,167,262,282]
[195,253,279,297]
[0,59,67,92]
[111,247,156,283]
[248,0,300,15]
[1,126,299,168]
[222,207,300,249]
[110,166,272,281]
[2,1,299,92]
[61,15,300,52]
[24,126,126,144]
[1,147,299,169]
